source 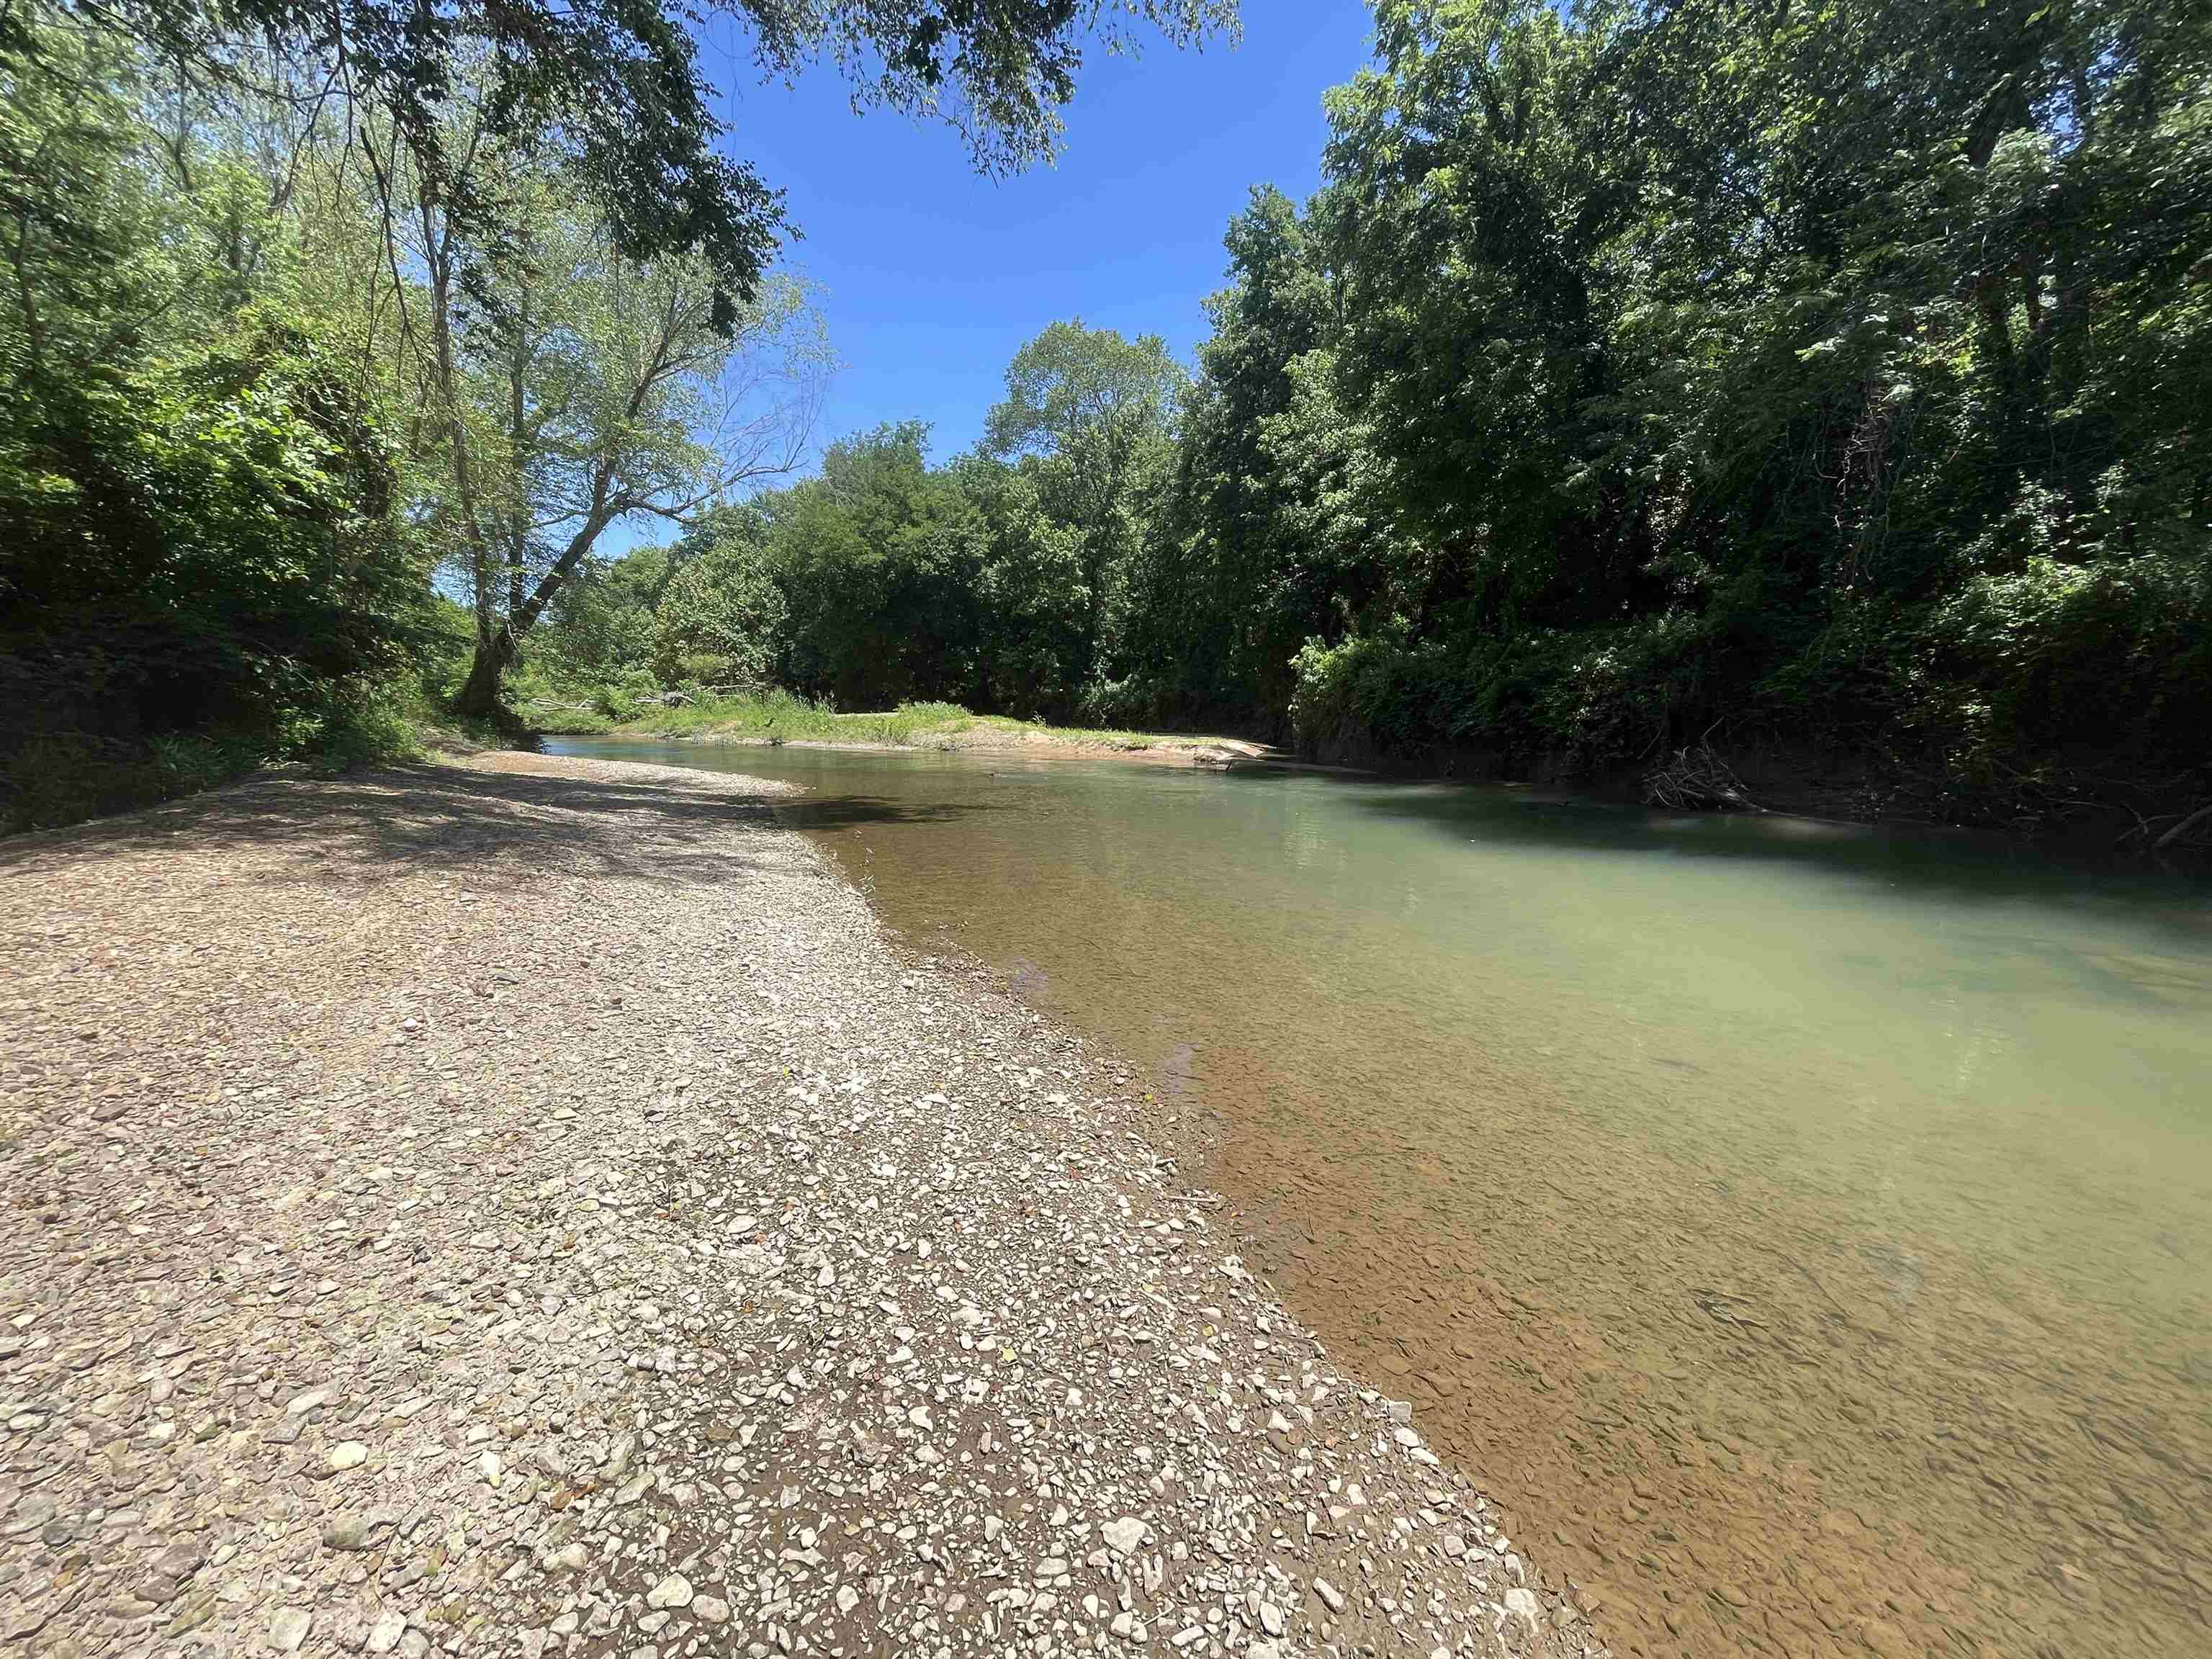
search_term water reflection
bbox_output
[549,738,2212,1659]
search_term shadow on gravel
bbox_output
[1,762,994,892]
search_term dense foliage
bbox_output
[534,0,2210,831]
[1,21,427,829]
[2,0,1233,829]
[12,0,2207,836]
[521,326,1190,725]
[1170,0,2212,824]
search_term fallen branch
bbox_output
[1642,741,1763,812]
[2154,801,2212,852]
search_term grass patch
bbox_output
[609,690,981,745]
[961,713,1161,750]
[503,669,1259,755]
[560,688,1221,752]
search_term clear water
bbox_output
[549,738,2212,1658]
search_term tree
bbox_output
[1105,0,2211,826]
[396,123,831,717]
[53,0,1238,721]
[959,452,1092,716]
[1130,185,1392,727]
[532,547,673,684]
[768,422,988,707]
[653,511,788,688]
[2,16,423,827]
[982,319,1187,706]
[66,0,1240,336]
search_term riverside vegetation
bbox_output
[0,0,1234,832]
[6,1,2212,840]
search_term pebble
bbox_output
[268,1608,311,1652]
[1506,1586,1542,1631]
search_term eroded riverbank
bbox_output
[0,753,1593,1659]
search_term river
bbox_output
[548,737,2212,1659]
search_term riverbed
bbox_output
[548,737,2212,1659]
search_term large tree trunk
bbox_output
[454,631,516,720]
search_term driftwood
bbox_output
[1642,741,1763,812]
[2112,799,2212,853]
[2154,801,2212,853]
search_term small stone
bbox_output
[328,1440,368,1470]
[1313,1578,1346,1614]
[646,1573,692,1610]
[1259,1602,1285,1637]
[1863,1619,1911,1658]
[1504,1587,1541,1632]
[148,1539,204,1582]
[269,1608,312,1652]
[366,1611,408,1654]
[1101,1516,1148,1557]
[835,1586,859,1614]
[693,1597,729,1625]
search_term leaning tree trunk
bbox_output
[454,631,516,721]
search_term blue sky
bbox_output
[698,3,1377,469]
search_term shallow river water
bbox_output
[549,737,2212,1659]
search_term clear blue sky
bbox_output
[698,3,1377,470]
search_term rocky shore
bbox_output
[0,752,1601,1659]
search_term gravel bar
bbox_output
[0,752,1602,1659]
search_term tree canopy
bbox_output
[535,0,2211,835]
[1,0,1239,825]
[10,0,2210,840]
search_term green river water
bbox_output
[547,737,2212,1659]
